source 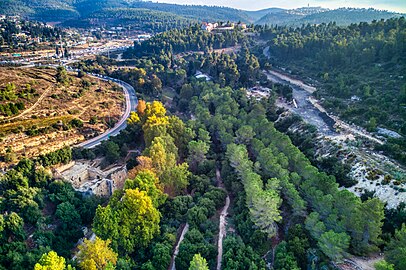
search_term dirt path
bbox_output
[169,223,189,270]
[267,69,316,94]
[8,86,52,121]
[349,255,384,270]
[217,195,230,270]
[216,167,230,270]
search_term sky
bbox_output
[155,0,406,13]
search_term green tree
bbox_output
[188,254,209,270]
[273,242,300,270]
[56,66,68,85]
[102,141,120,163]
[167,116,194,157]
[286,225,310,269]
[385,224,406,270]
[4,212,25,239]
[401,84,406,103]
[222,236,266,270]
[374,260,395,270]
[93,188,160,254]
[124,169,166,207]
[187,140,209,172]
[367,117,377,132]
[350,198,384,255]
[318,230,350,262]
[235,125,255,145]
[55,202,81,226]
[226,143,281,238]
[150,243,172,270]
[161,162,191,195]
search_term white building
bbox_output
[201,22,218,32]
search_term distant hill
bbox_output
[255,7,329,25]
[256,7,403,26]
[0,0,403,27]
[0,0,251,22]
[0,0,80,21]
[245,8,284,19]
[297,8,403,25]
[0,0,132,20]
[255,11,301,26]
[129,2,251,23]
[63,8,195,32]
[73,0,132,17]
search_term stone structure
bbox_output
[57,161,127,197]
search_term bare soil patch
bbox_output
[0,67,124,165]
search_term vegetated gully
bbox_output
[265,70,337,136]
[262,46,336,136]
[263,46,385,144]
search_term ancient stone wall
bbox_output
[110,167,127,191]
[60,163,90,188]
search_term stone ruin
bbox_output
[55,161,127,197]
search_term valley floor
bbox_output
[264,68,406,208]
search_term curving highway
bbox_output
[75,73,138,149]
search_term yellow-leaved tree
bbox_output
[34,251,72,270]
[77,237,117,270]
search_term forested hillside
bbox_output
[297,8,403,26]
[0,0,80,21]
[0,17,64,51]
[0,0,250,23]
[130,1,251,23]
[259,17,406,164]
[63,8,194,32]
[1,0,402,27]
[124,24,246,57]
[256,7,402,26]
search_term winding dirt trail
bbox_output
[8,86,52,121]
[169,223,189,270]
[217,195,230,270]
[216,168,230,270]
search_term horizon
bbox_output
[154,0,406,13]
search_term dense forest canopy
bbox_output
[0,0,250,22]
[124,24,246,57]
[63,8,195,32]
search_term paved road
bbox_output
[76,75,138,149]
